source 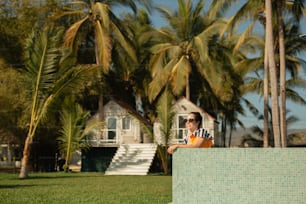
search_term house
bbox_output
[81,99,155,174]
[154,97,219,146]
[0,132,22,171]
[81,98,219,174]
[87,99,152,146]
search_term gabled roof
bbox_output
[175,97,218,123]
[105,99,152,127]
[104,97,218,125]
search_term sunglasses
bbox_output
[184,118,195,123]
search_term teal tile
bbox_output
[173,148,306,204]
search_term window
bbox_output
[177,115,187,140]
[122,116,131,130]
[107,117,117,141]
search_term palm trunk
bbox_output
[19,135,33,178]
[98,91,104,121]
[157,146,169,174]
[277,0,287,147]
[263,33,269,148]
[64,133,72,172]
[221,118,226,147]
[7,142,12,164]
[186,74,190,100]
[19,104,37,178]
[96,44,104,131]
[266,0,281,147]
[228,125,233,147]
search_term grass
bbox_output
[0,172,172,204]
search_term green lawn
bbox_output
[0,172,172,204]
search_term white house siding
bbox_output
[103,101,142,145]
[86,101,142,146]
[164,97,219,146]
[88,98,219,147]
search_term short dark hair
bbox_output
[190,112,202,128]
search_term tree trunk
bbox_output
[98,91,104,121]
[277,0,287,147]
[95,39,104,122]
[221,118,226,147]
[263,31,269,148]
[157,146,169,174]
[19,135,33,178]
[265,0,281,147]
[228,125,233,147]
[7,142,12,163]
[64,133,72,172]
[186,74,190,100]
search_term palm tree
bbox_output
[103,9,155,115]
[57,97,102,172]
[0,62,27,162]
[241,107,299,147]
[54,0,152,121]
[212,30,260,147]
[277,0,305,147]
[147,0,230,102]
[148,0,252,146]
[226,0,270,146]
[263,41,270,147]
[227,0,305,147]
[19,25,100,178]
[276,0,287,147]
[155,87,175,174]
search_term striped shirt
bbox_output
[184,128,213,148]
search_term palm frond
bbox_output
[37,64,100,123]
[148,56,171,102]
[150,43,175,54]
[24,26,63,93]
[170,56,190,96]
[241,97,260,118]
[57,97,98,170]
[23,26,65,136]
[233,22,255,52]
[156,88,175,143]
[50,10,86,22]
[155,5,173,24]
[63,16,89,49]
[111,21,137,64]
[286,87,306,105]
[207,0,239,20]
[95,20,112,70]
[225,0,264,34]
[95,2,110,28]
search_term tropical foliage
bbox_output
[57,97,102,172]
[241,107,299,147]
[0,61,27,161]
[19,25,100,178]
[155,88,175,174]
[0,0,305,176]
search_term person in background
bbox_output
[167,112,213,154]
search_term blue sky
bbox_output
[116,0,306,130]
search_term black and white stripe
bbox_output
[183,128,213,144]
[194,128,212,140]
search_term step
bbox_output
[105,143,157,175]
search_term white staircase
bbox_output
[105,143,157,175]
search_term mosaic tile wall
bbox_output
[172,148,306,204]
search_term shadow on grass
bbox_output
[0,184,39,189]
[25,174,101,180]
[4,172,102,181]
